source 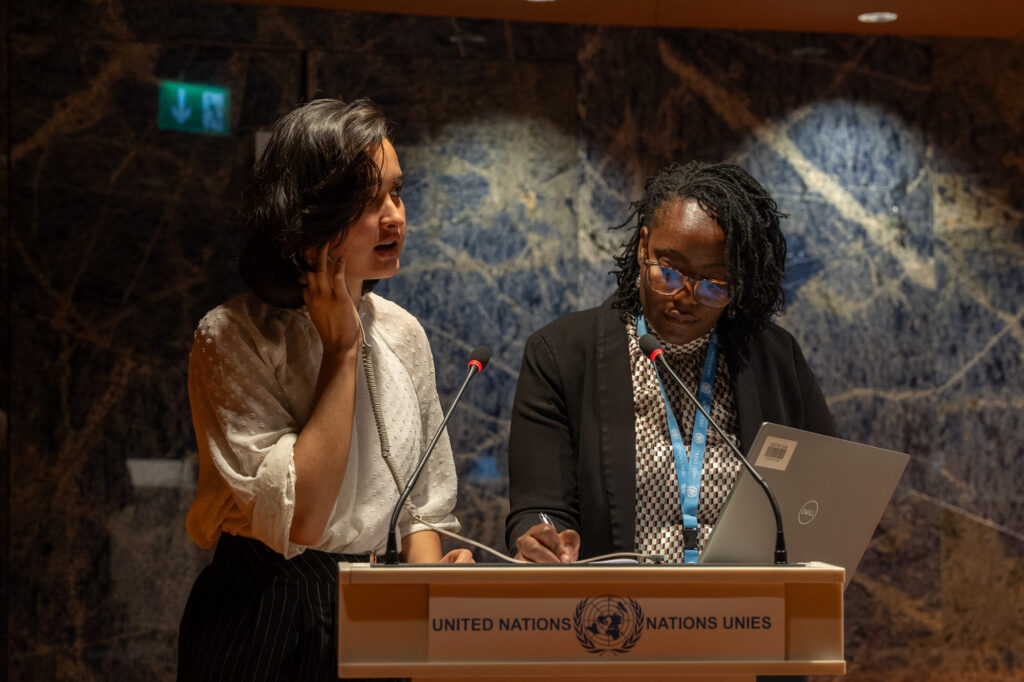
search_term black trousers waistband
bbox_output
[213,534,371,582]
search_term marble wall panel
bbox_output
[1,0,10,672]
[841,489,944,681]
[7,30,302,679]
[926,38,1024,539]
[4,1,1024,680]
[11,0,578,65]
[940,509,1024,681]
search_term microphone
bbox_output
[638,333,788,565]
[380,346,491,564]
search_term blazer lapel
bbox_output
[595,303,638,553]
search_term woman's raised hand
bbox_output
[302,244,362,357]
[290,243,363,546]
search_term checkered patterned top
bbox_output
[627,317,742,563]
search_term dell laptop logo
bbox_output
[798,500,819,525]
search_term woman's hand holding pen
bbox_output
[515,514,581,564]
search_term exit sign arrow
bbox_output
[170,88,192,124]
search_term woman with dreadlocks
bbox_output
[505,161,835,566]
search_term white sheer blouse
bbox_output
[186,290,459,559]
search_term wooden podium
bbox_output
[338,561,845,681]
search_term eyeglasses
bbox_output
[643,260,731,308]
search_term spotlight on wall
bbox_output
[857,11,898,23]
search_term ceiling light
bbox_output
[858,11,898,23]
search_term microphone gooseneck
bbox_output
[638,333,788,565]
[380,346,490,564]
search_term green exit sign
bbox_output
[158,80,230,136]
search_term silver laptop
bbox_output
[699,422,909,588]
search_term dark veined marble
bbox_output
[0,0,10,672]
[4,1,1023,680]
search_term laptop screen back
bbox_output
[699,422,909,588]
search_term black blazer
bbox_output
[505,298,836,557]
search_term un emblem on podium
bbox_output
[573,594,644,654]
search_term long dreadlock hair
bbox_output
[611,161,788,361]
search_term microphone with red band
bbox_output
[467,352,486,373]
[380,346,491,564]
[638,333,788,565]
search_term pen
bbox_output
[538,513,570,563]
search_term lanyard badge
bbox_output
[637,315,719,564]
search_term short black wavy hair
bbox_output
[239,98,392,308]
[611,161,788,358]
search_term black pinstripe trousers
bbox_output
[177,534,394,682]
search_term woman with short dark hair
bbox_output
[178,98,471,682]
[239,98,393,308]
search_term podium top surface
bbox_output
[338,561,844,586]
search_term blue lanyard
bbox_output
[637,315,719,564]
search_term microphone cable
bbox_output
[407,512,665,565]
[362,342,417,520]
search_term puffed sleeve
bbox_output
[185,306,304,557]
